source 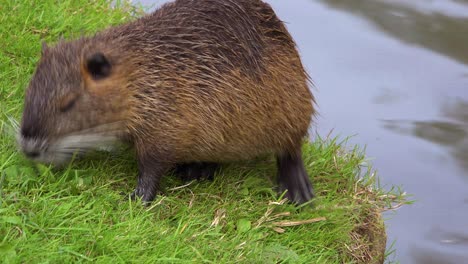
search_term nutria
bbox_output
[19,0,316,204]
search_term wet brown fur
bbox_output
[22,0,315,203]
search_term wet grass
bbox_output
[0,1,406,263]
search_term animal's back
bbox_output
[94,0,314,162]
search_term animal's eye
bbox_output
[86,52,112,80]
[59,93,79,112]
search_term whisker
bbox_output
[51,130,122,157]
[56,149,85,154]
[2,116,21,144]
[28,122,126,166]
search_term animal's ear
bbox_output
[85,52,112,80]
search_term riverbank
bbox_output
[0,1,405,263]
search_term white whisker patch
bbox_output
[19,122,125,166]
[54,134,119,152]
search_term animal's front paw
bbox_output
[126,188,155,205]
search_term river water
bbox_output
[136,0,468,262]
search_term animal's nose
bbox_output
[24,151,40,158]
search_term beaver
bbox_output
[19,0,316,204]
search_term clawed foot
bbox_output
[277,151,314,205]
[123,187,154,204]
[174,162,219,182]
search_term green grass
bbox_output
[0,1,406,263]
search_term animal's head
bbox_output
[19,39,132,165]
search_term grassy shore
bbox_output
[0,1,406,263]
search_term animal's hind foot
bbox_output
[276,149,314,205]
[174,162,219,182]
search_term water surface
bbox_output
[137,0,468,262]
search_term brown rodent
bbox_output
[19,0,316,204]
